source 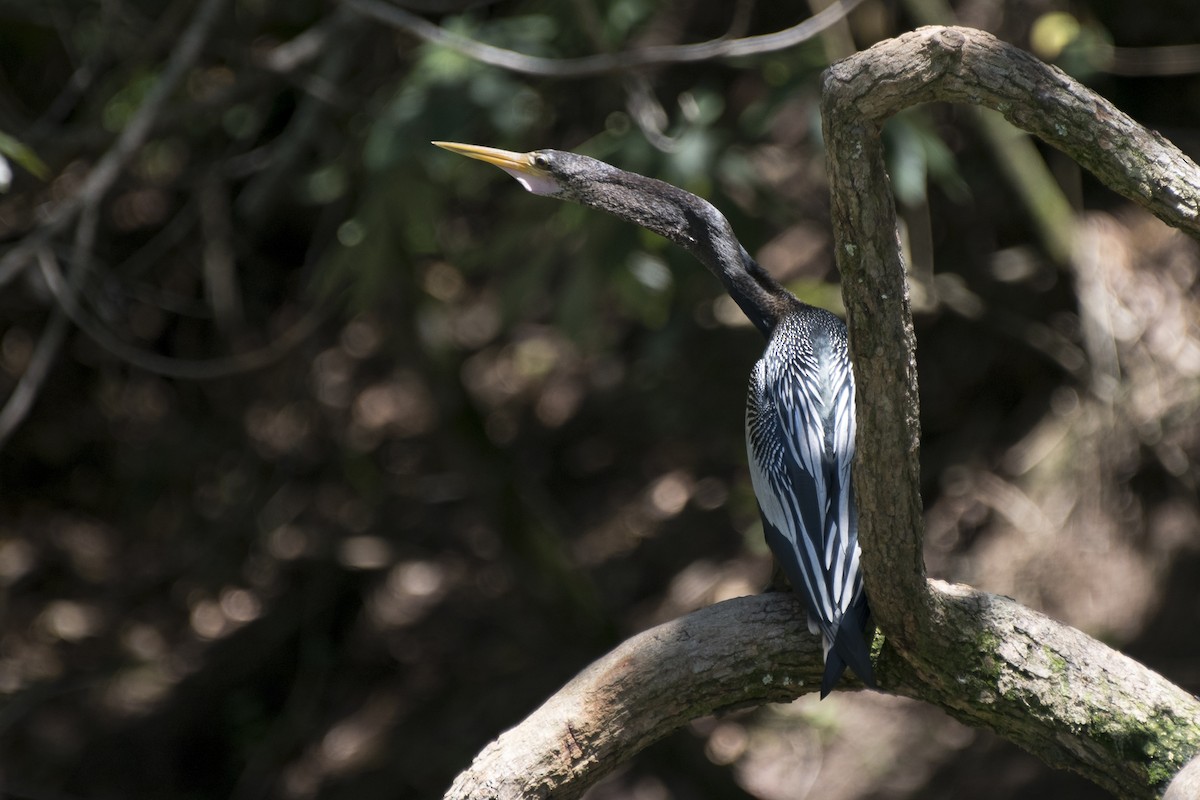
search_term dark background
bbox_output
[0,1,1198,798]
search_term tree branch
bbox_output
[0,302,70,450]
[823,27,1200,238]
[0,197,101,451]
[445,588,1200,800]
[343,0,866,78]
[445,594,824,800]
[821,23,1200,650]
[821,24,1200,795]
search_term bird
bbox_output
[434,141,876,697]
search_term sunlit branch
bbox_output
[444,588,1200,800]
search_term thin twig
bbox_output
[0,302,70,450]
[29,0,114,136]
[236,33,357,223]
[255,6,355,74]
[0,190,103,451]
[217,8,360,111]
[1102,42,1200,77]
[113,201,198,280]
[343,0,866,78]
[725,0,757,40]
[567,0,674,148]
[199,176,244,337]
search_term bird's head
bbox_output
[433,140,788,335]
[433,141,619,201]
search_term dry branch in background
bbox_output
[447,25,1200,800]
[346,0,867,78]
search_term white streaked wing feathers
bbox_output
[746,320,860,636]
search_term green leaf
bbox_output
[0,129,49,180]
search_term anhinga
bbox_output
[434,141,875,697]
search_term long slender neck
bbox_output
[567,169,800,338]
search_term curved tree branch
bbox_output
[445,588,1200,800]
[447,25,1200,800]
[821,23,1200,655]
[344,0,866,78]
[822,24,1200,796]
[446,594,823,800]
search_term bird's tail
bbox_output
[819,596,875,698]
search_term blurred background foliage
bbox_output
[0,0,1198,798]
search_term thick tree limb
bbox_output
[447,25,1200,800]
[445,594,823,800]
[821,23,1200,654]
[898,584,1200,798]
[445,587,1200,799]
[821,24,1200,797]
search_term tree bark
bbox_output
[822,25,1200,798]
[445,587,1200,800]
[446,25,1200,800]
[445,594,824,800]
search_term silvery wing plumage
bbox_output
[747,305,875,697]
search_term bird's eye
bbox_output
[532,154,549,169]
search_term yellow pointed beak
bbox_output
[433,141,535,174]
[433,141,560,196]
